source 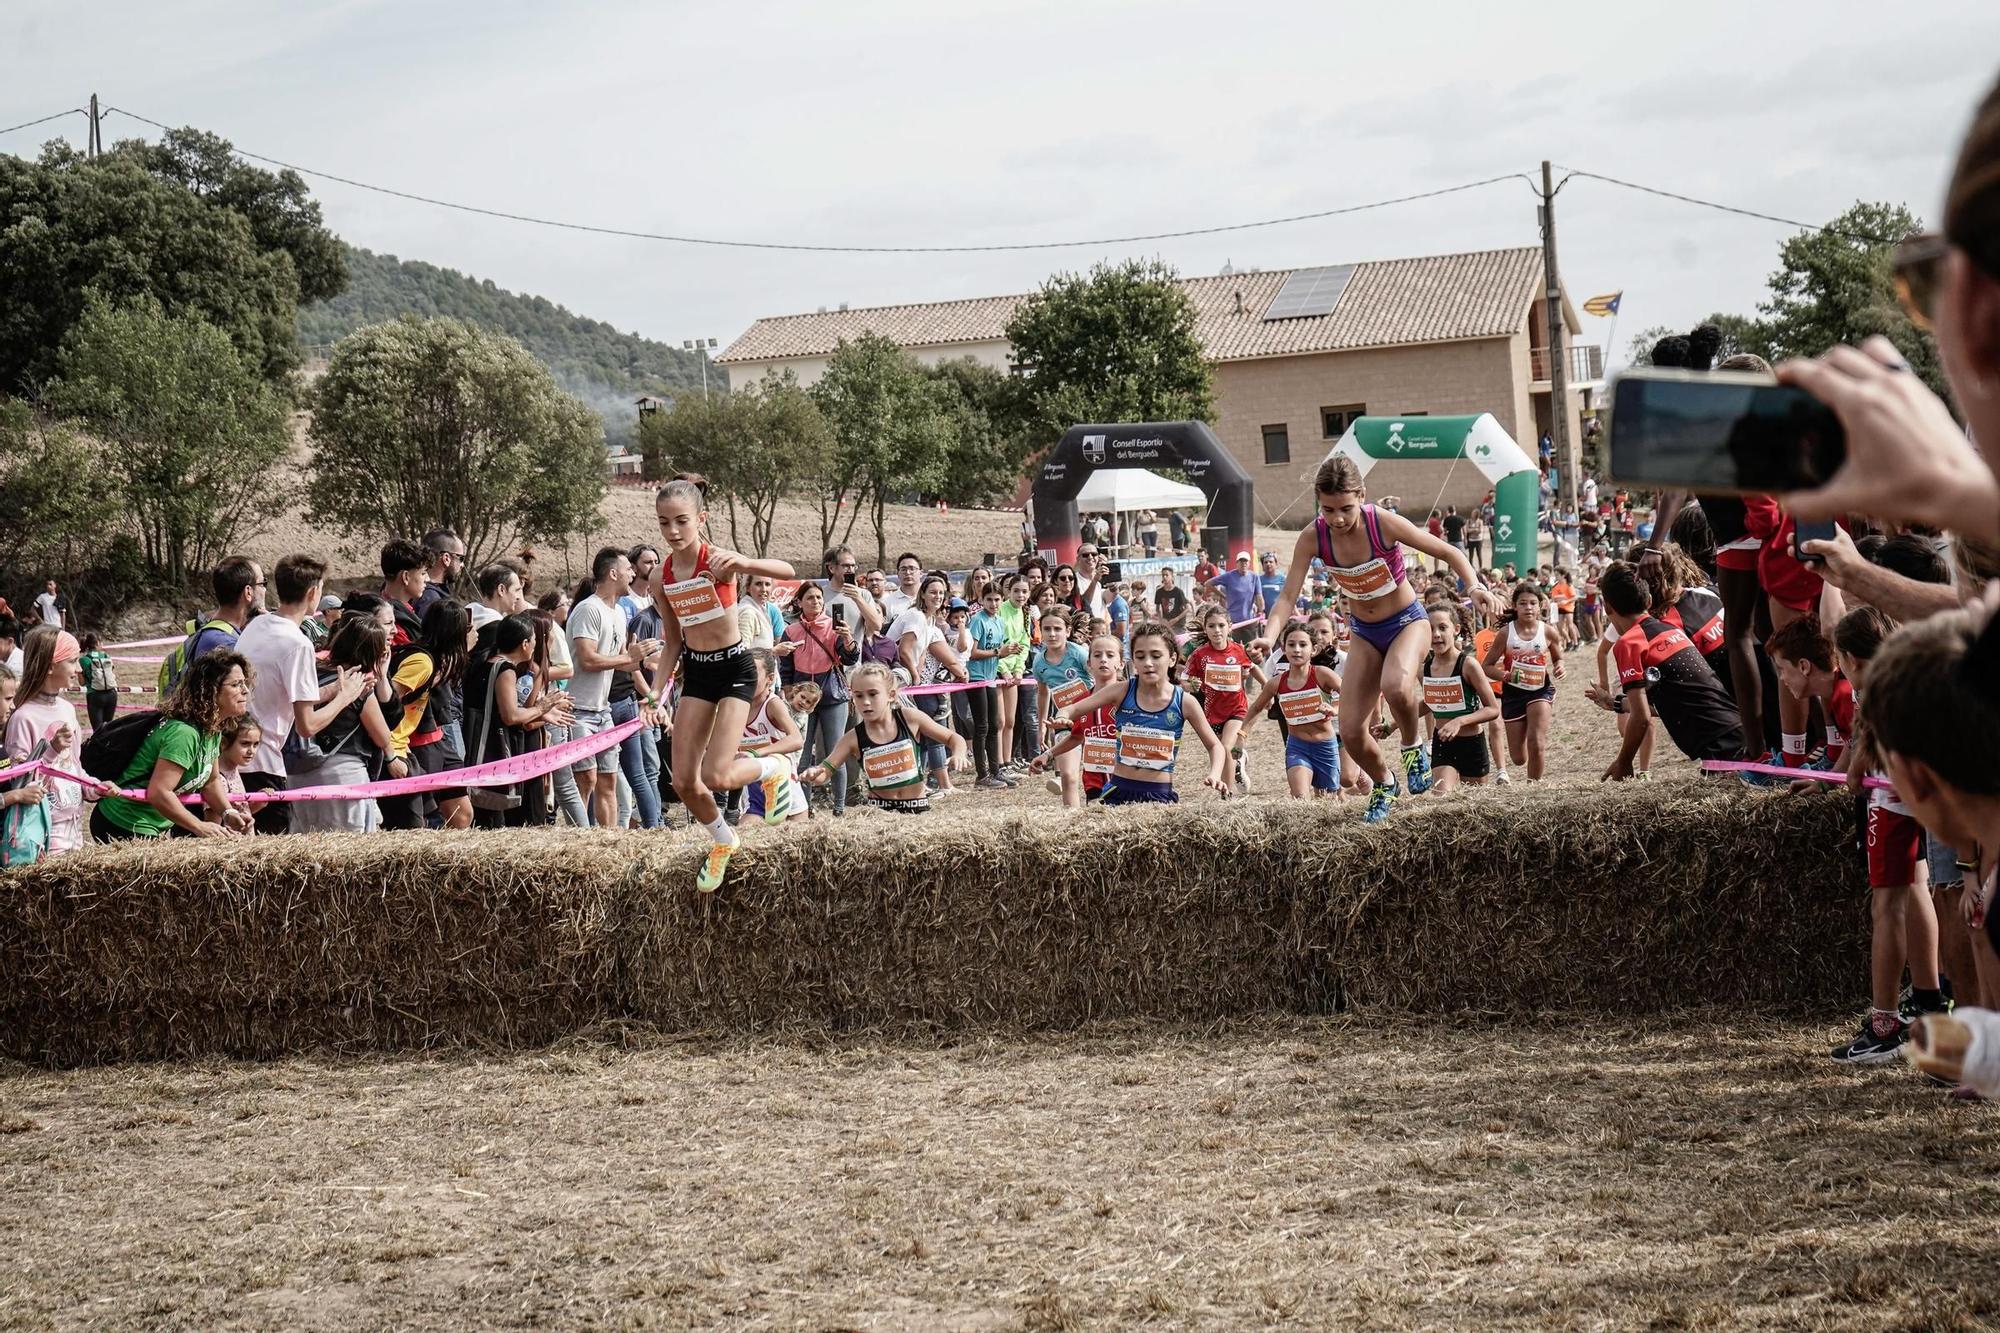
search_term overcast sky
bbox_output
[8,1,1998,368]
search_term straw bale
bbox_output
[0,784,1867,1064]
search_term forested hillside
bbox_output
[297,245,712,444]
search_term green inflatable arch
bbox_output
[1326,415,1540,570]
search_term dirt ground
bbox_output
[5,1017,1996,1331]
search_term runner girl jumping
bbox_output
[650,473,798,892]
[1254,454,1494,822]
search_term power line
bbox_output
[1560,167,1898,245]
[0,108,85,140]
[103,106,1531,254]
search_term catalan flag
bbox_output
[1582,291,1622,318]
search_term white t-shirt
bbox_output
[882,589,917,619]
[565,595,627,712]
[236,612,319,775]
[888,606,942,670]
[4,646,21,676]
[34,592,61,626]
[469,603,502,630]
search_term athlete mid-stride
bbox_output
[1255,455,1494,822]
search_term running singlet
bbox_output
[1422,651,1476,719]
[1275,667,1334,727]
[1613,617,1745,761]
[1501,621,1551,691]
[1079,705,1119,781]
[1314,506,1408,603]
[660,544,739,629]
[860,712,923,792]
[1113,679,1185,773]
[1665,587,1726,658]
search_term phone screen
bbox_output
[1792,518,1838,563]
[832,603,846,626]
[1608,372,1844,494]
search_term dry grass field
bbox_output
[4,1018,1997,1330]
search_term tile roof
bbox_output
[717,247,1551,366]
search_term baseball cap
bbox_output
[1234,551,1252,563]
[947,597,968,610]
[318,594,344,612]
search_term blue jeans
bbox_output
[802,698,850,813]
[610,695,662,829]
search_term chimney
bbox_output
[838,302,849,311]
[817,305,828,313]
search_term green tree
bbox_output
[637,371,829,556]
[42,295,292,585]
[0,136,336,390]
[1004,258,1214,442]
[121,128,347,305]
[809,334,954,567]
[1749,201,1941,395]
[922,358,1036,506]
[305,317,607,570]
[0,399,125,590]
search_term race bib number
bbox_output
[862,739,921,789]
[1082,733,1117,775]
[1050,678,1091,709]
[1279,688,1328,727]
[1508,654,1548,691]
[1337,624,1353,651]
[1423,676,1467,711]
[1116,725,1176,772]
[1202,661,1243,692]
[662,576,727,628]
[1329,558,1397,601]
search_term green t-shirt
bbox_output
[98,719,220,838]
[79,650,116,692]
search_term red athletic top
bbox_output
[692,544,738,608]
[1827,677,1856,769]
[1758,515,1839,614]
[1187,641,1254,725]
[1079,704,1119,792]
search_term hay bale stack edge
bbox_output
[0,786,1866,1064]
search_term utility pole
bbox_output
[87,92,101,158]
[1539,160,1576,517]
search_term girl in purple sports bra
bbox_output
[1255,454,1494,823]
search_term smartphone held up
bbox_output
[1606,367,1845,496]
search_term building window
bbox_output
[1401,410,1430,416]
[1261,424,1290,466]
[1320,404,1366,439]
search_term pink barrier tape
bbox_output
[38,717,644,805]
[1701,759,1892,791]
[63,685,158,695]
[108,654,166,664]
[902,678,1004,698]
[104,636,189,650]
[0,758,41,783]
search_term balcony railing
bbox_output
[1530,344,1603,384]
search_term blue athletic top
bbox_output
[1029,642,1089,692]
[966,609,1006,683]
[1113,679,1186,776]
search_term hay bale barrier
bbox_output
[0,784,1865,1064]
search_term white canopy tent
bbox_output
[1070,467,1208,557]
[1072,467,1205,513]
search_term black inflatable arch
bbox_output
[1031,421,1256,566]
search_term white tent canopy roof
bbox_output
[1071,467,1206,513]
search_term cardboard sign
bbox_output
[1279,688,1329,727]
[1117,725,1176,771]
[662,576,727,628]
[1050,678,1092,709]
[1329,558,1397,601]
[1082,733,1117,775]
[1423,676,1468,711]
[1202,661,1243,692]
[862,739,921,789]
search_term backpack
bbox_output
[158,618,236,693]
[1,740,50,867]
[80,710,163,784]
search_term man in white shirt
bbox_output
[470,559,527,630]
[567,546,661,829]
[236,553,372,834]
[33,579,66,629]
[882,552,924,618]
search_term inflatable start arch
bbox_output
[1032,421,1255,566]
[1326,415,1540,570]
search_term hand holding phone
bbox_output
[1791,519,1837,564]
[1607,368,1846,495]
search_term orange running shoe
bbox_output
[696,836,739,893]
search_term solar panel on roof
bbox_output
[1262,264,1356,321]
